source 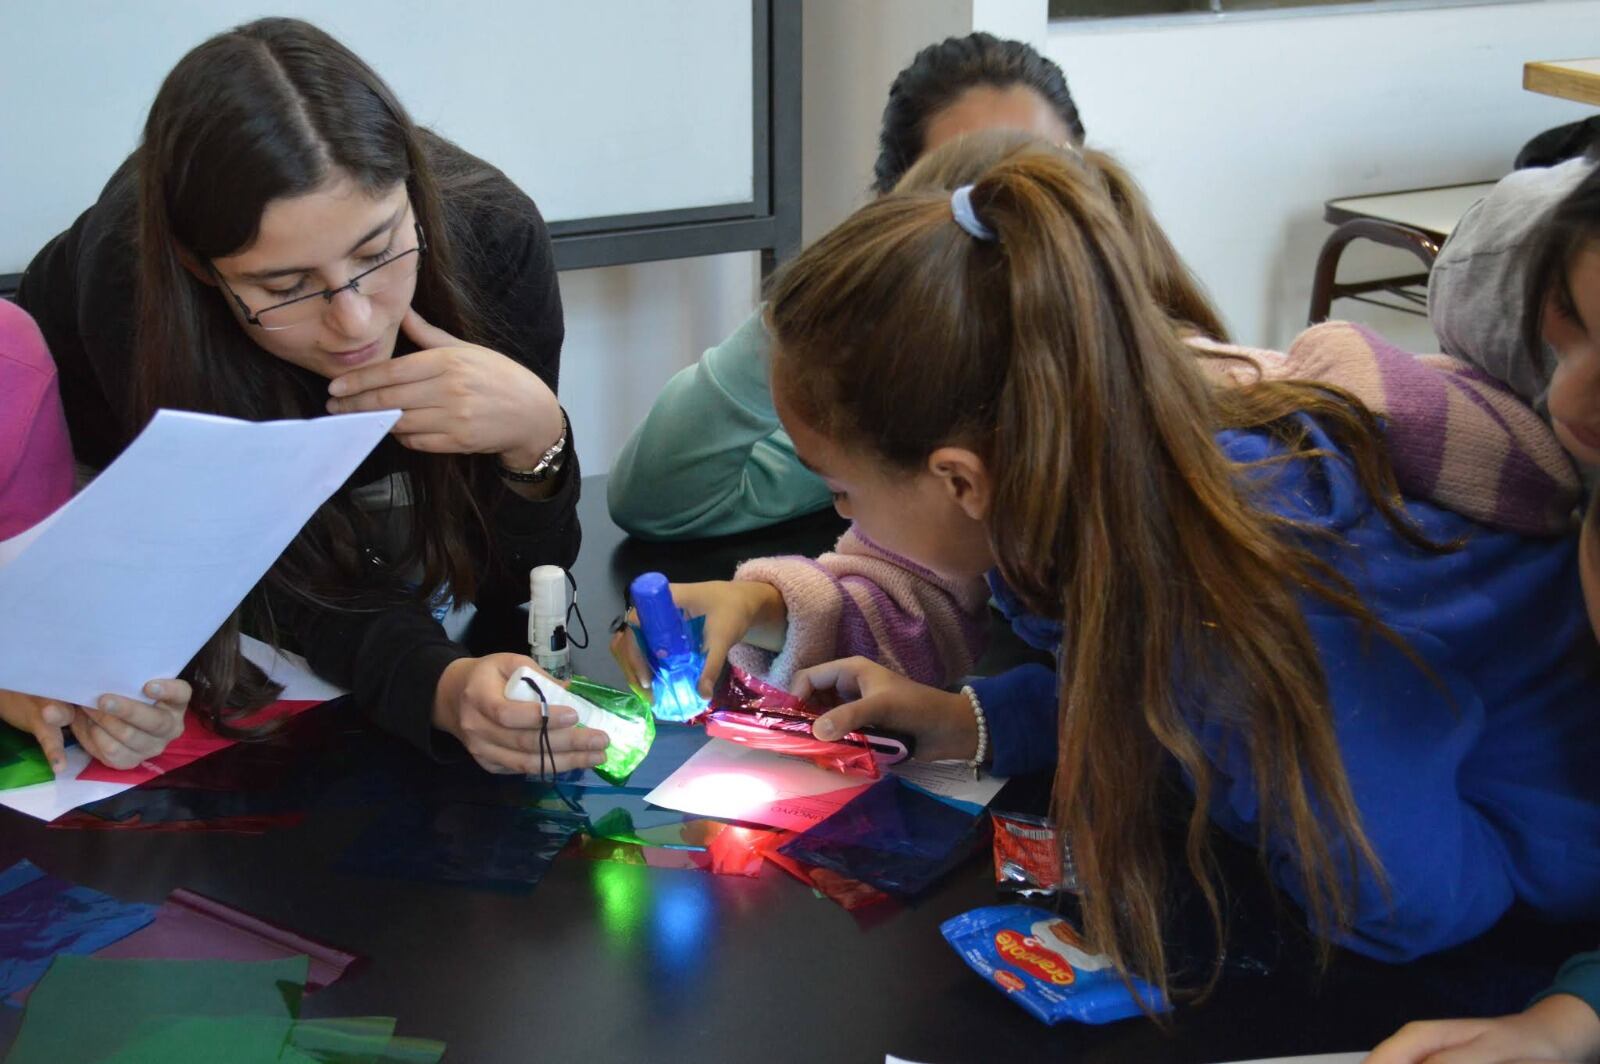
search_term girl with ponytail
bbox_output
[621,134,1600,1004]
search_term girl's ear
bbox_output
[175,243,217,287]
[928,446,992,521]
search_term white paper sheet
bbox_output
[0,408,397,707]
[0,637,345,822]
[643,737,867,831]
[644,738,1007,832]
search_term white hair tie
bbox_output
[950,184,997,242]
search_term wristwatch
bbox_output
[497,408,570,484]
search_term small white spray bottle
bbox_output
[528,565,573,680]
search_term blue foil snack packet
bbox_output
[939,904,1169,1025]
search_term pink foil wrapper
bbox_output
[705,668,881,779]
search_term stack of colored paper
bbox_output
[8,955,444,1063]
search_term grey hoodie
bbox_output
[1428,155,1597,415]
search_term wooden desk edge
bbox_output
[1524,60,1600,107]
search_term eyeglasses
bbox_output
[218,222,428,332]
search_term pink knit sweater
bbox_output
[731,322,1579,688]
[730,526,991,687]
[0,301,73,541]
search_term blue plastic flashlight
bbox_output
[629,572,710,722]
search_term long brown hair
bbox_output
[132,18,503,729]
[767,138,1442,1002]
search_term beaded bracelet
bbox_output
[961,684,988,780]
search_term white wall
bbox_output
[1048,1,1598,350]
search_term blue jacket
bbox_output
[971,415,1600,963]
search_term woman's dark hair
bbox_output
[872,32,1086,195]
[133,17,501,730]
[1522,150,1600,366]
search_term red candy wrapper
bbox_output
[706,668,883,778]
[991,810,1077,895]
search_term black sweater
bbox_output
[15,133,580,757]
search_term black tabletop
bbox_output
[0,477,1587,1063]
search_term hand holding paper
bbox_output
[0,409,398,708]
[1,679,189,775]
[70,679,192,771]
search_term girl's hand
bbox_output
[793,657,977,762]
[325,308,563,467]
[62,679,191,771]
[0,689,74,773]
[1364,995,1600,1064]
[431,653,609,775]
[609,580,787,700]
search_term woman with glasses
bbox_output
[15,17,609,776]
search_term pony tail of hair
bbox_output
[969,155,1230,1003]
[971,153,1383,1007]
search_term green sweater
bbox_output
[607,309,833,540]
